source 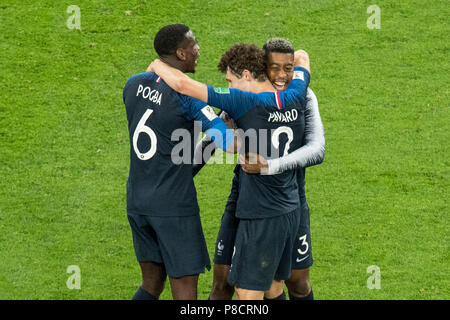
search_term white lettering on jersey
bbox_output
[267,109,298,123]
[136,84,162,105]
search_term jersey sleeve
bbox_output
[286,66,311,99]
[181,95,234,151]
[265,88,325,174]
[206,85,256,120]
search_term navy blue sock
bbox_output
[132,286,158,300]
[289,288,314,300]
[264,291,286,300]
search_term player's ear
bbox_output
[242,69,252,81]
[176,48,186,61]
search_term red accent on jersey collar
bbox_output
[275,91,282,110]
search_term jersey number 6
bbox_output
[133,109,157,160]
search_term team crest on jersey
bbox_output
[214,87,230,94]
[217,240,224,256]
[293,70,304,80]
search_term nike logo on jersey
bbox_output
[296,255,309,263]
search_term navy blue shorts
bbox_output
[291,202,313,269]
[227,210,300,291]
[214,169,239,265]
[214,168,313,270]
[127,213,211,278]
[215,206,313,270]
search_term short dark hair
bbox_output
[154,24,191,57]
[217,43,267,81]
[263,38,294,56]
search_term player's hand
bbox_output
[294,50,310,73]
[146,59,161,73]
[219,111,237,129]
[239,152,269,174]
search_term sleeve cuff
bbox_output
[265,158,281,175]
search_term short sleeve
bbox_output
[206,85,257,120]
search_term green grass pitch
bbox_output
[0,0,448,300]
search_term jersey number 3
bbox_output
[133,109,157,160]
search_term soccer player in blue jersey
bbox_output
[148,44,310,299]
[186,39,324,300]
[123,24,238,300]
[209,39,324,300]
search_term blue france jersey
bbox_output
[207,67,310,219]
[123,72,232,217]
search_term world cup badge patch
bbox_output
[293,70,304,80]
[214,87,230,94]
[201,105,218,121]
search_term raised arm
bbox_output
[294,49,310,73]
[147,59,208,102]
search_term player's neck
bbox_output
[159,56,187,73]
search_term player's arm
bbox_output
[206,122,240,154]
[294,49,310,73]
[265,88,324,173]
[206,85,257,120]
[279,50,311,102]
[192,111,236,176]
[241,88,325,174]
[184,98,240,155]
[281,49,311,100]
[147,59,208,102]
[192,134,216,176]
[147,59,251,119]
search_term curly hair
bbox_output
[262,38,294,55]
[154,24,190,57]
[217,43,267,82]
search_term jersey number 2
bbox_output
[271,126,294,156]
[133,109,157,160]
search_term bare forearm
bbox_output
[148,59,208,102]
